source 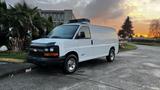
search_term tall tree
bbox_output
[8,2,53,51]
[0,0,10,46]
[46,16,53,35]
[8,2,40,51]
[149,19,160,38]
[118,16,134,39]
[0,1,54,51]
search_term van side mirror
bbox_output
[76,32,85,39]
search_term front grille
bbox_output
[29,46,44,57]
[29,51,44,57]
[28,45,59,58]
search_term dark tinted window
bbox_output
[47,25,79,39]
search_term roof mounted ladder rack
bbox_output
[68,18,90,24]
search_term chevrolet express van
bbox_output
[27,19,119,73]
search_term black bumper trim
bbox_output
[27,56,65,65]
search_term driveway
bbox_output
[0,45,160,90]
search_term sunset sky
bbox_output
[5,0,160,36]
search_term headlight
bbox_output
[50,48,54,52]
[44,48,49,52]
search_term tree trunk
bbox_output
[10,37,25,52]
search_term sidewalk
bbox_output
[0,62,36,79]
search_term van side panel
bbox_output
[89,25,119,58]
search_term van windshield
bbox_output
[47,25,79,39]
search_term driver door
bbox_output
[75,26,93,62]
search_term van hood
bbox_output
[32,38,57,44]
[31,38,68,46]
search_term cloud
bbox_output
[125,0,160,21]
[5,0,125,20]
[83,0,125,19]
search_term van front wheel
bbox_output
[63,54,78,74]
[106,49,115,62]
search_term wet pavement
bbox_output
[0,45,160,90]
[0,63,35,79]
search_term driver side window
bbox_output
[75,26,91,39]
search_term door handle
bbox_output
[91,40,93,45]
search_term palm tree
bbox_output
[8,2,53,51]
[8,2,38,51]
[0,0,8,31]
[0,1,10,46]
[46,16,53,34]
[0,1,53,51]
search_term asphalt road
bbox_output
[0,45,160,90]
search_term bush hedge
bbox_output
[131,38,160,43]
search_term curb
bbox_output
[0,64,36,79]
[0,58,25,63]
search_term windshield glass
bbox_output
[47,25,79,39]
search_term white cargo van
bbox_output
[27,19,119,73]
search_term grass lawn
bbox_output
[119,43,137,52]
[133,42,160,47]
[0,51,27,60]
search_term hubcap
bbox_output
[67,58,76,72]
[110,51,115,61]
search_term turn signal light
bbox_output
[44,53,59,57]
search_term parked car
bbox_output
[27,19,119,73]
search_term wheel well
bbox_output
[110,47,115,51]
[66,51,79,60]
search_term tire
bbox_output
[63,54,78,74]
[106,48,115,62]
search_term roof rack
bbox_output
[68,18,90,24]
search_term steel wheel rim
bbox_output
[110,51,115,61]
[67,58,76,72]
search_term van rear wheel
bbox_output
[63,54,78,74]
[106,48,115,62]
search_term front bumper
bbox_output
[27,55,65,65]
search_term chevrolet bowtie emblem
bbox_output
[33,49,37,52]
